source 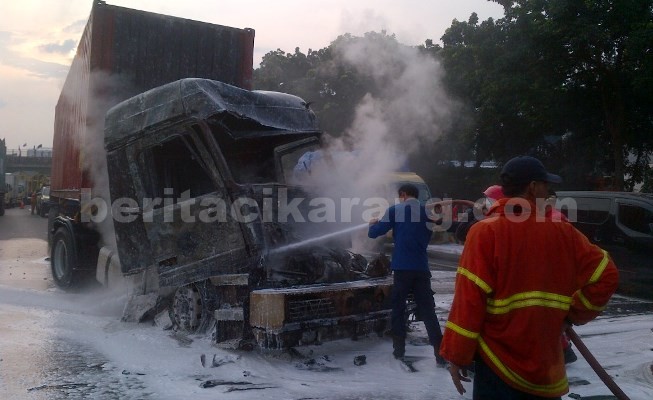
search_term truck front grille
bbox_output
[287,298,336,322]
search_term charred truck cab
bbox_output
[98,79,392,348]
[49,2,391,350]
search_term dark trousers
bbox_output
[473,356,562,400]
[391,270,443,348]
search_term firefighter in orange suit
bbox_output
[439,156,619,399]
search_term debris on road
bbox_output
[353,355,367,366]
[295,357,343,372]
[121,293,160,323]
[154,308,173,330]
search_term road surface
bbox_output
[1,208,652,399]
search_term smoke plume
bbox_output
[297,34,457,217]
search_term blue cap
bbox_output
[500,156,562,185]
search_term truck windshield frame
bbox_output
[273,137,322,185]
[134,123,226,206]
[208,118,320,185]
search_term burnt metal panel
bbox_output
[104,79,319,149]
[106,149,154,272]
[158,249,255,287]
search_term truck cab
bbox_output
[48,2,392,351]
[69,78,392,348]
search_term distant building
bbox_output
[26,148,52,157]
[440,160,498,169]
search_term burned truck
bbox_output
[50,2,392,349]
[99,78,393,348]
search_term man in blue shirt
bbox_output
[368,183,445,366]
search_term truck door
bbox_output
[113,124,253,287]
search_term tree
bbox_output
[254,32,408,137]
[489,0,653,189]
[252,3,653,192]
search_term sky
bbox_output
[0,0,504,155]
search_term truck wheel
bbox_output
[170,281,218,334]
[51,227,78,289]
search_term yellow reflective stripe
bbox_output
[588,250,609,284]
[457,267,493,294]
[578,291,606,312]
[487,299,571,314]
[488,291,572,306]
[486,291,572,314]
[445,321,479,340]
[478,337,568,394]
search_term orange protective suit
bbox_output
[440,198,619,397]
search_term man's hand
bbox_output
[448,363,471,395]
[369,218,379,226]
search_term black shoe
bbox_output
[564,347,578,364]
[393,336,405,359]
[435,355,447,368]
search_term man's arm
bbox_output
[368,207,394,238]
[567,228,619,325]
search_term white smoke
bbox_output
[297,35,457,216]
[68,70,138,249]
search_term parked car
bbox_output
[555,191,653,299]
[36,185,50,217]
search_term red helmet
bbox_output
[483,185,505,201]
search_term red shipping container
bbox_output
[52,2,254,201]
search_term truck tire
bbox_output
[170,281,218,334]
[51,227,79,289]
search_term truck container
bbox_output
[50,2,392,350]
[51,0,254,204]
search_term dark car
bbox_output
[555,191,653,299]
[36,185,50,217]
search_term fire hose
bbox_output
[565,327,631,400]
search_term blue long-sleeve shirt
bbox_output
[368,198,433,271]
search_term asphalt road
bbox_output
[1,207,651,400]
[0,207,51,291]
[0,207,137,400]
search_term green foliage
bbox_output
[482,0,653,190]
[253,1,653,193]
[253,34,389,136]
[641,164,653,193]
